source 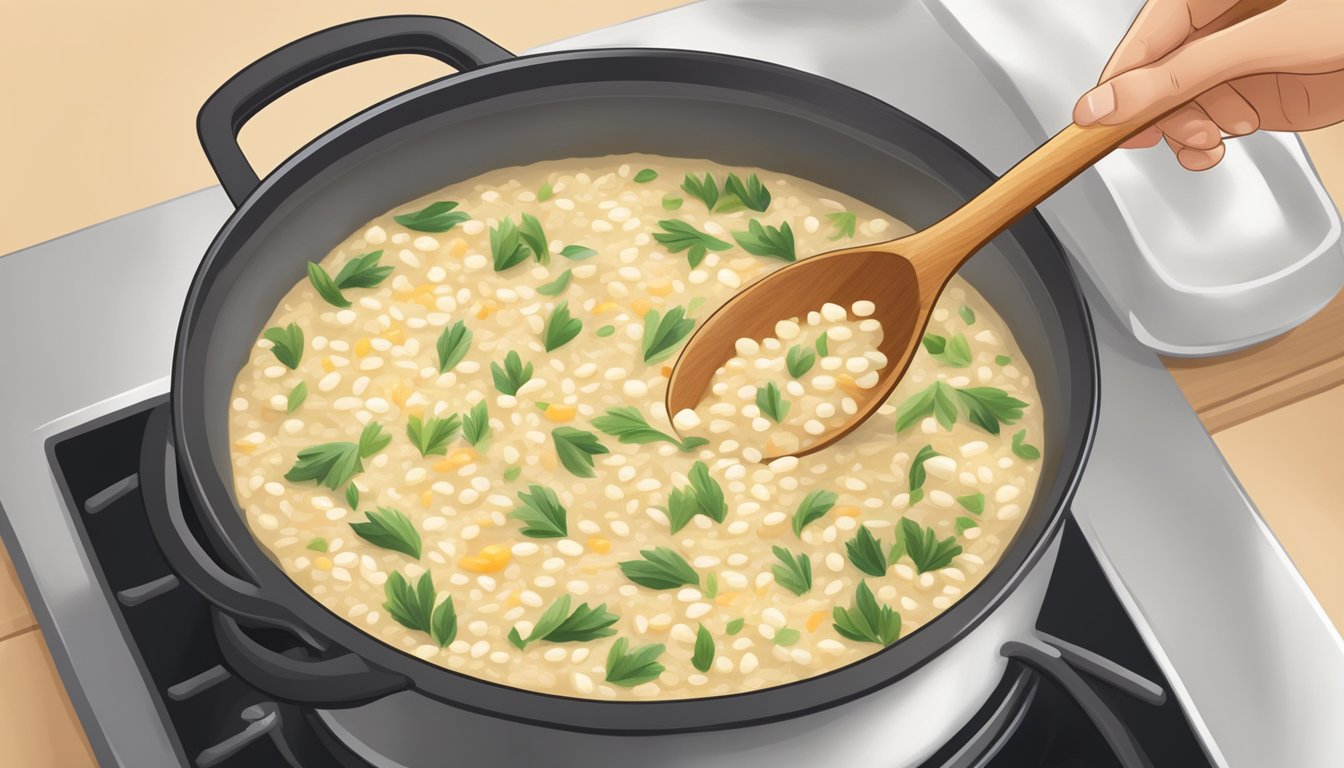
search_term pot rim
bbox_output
[170,43,1100,734]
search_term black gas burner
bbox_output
[48,399,1212,767]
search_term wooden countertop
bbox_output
[4,3,1343,765]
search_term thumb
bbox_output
[1074,27,1249,126]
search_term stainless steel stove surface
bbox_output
[3,2,1344,767]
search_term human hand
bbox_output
[1073,0,1344,170]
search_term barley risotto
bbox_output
[228,155,1044,701]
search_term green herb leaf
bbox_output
[908,444,940,504]
[406,414,460,457]
[592,406,705,452]
[286,381,308,413]
[537,269,573,296]
[509,595,619,649]
[692,624,715,672]
[633,168,658,183]
[815,331,829,357]
[518,213,551,265]
[832,581,901,647]
[665,486,700,534]
[306,537,328,552]
[792,489,838,537]
[774,627,801,646]
[957,492,985,515]
[383,572,457,648]
[542,301,583,352]
[537,183,554,202]
[723,173,771,212]
[509,484,568,539]
[687,461,727,522]
[755,381,790,423]
[732,220,795,262]
[491,350,534,395]
[560,244,597,260]
[921,333,972,367]
[959,305,976,325]
[307,261,350,307]
[641,305,697,364]
[332,250,394,290]
[263,323,304,369]
[845,526,889,577]
[893,382,1028,435]
[827,211,857,240]
[461,401,491,447]
[956,516,979,533]
[503,466,522,482]
[491,217,532,272]
[900,518,963,573]
[771,546,813,596]
[619,546,699,590]
[653,220,732,268]
[605,637,665,687]
[661,195,684,211]
[435,320,472,374]
[726,618,745,635]
[285,423,387,490]
[1012,429,1041,460]
[345,484,359,510]
[995,354,1013,365]
[704,572,719,599]
[551,427,608,478]
[394,201,470,233]
[595,325,616,338]
[681,173,720,211]
[350,507,421,559]
[786,344,816,378]
[956,387,1028,435]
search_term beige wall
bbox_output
[1,1,688,256]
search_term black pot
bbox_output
[142,15,1134,768]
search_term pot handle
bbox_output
[198,15,513,206]
[1002,633,1158,768]
[214,610,410,707]
[140,405,325,649]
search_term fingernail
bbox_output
[1228,120,1255,135]
[1077,83,1116,125]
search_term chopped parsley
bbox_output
[786,344,816,378]
[633,168,658,183]
[681,172,720,211]
[491,350,533,395]
[815,331,829,356]
[726,618,745,635]
[692,624,715,672]
[957,492,985,515]
[723,173,771,212]
[461,401,490,447]
[792,489,838,537]
[605,638,665,687]
[595,325,616,338]
[894,382,1028,435]
[662,463,725,533]
[900,518,963,573]
[345,484,359,510]
[560,244,597,260]
[908,444,940,504]
[537,183,554,202]
[732,220,795,262]
[619,546,699,590]
[661,195,684,211]
[921,332,972,368]
[284,421,389,490]
[308,251,393,307]
[503,466,522,482]
[641,305,696,363]
[832,581,900,647]
[286,381,308,413]
[959,305,976,325]
[1012,429,1041,460]
[384,571,456,647]
[826,210,857,240]
[406,413,461,457]
[995,354,1013,365]
[845,526,888,577]
[755,381,790,423]
[517,213,551,265]
[551,427,608,478]
[536,269,572,296]
[393,201,470,233]
[774,628,801,646]
[653,220,731,268]
[591,406,708,452]
[490,218,531,271]
[956,517,979,533]
[771,546,813,596]
[508,595,618,649]
[306,537,328,552]
[542,301,583,352]
[349,507,421,559]
[435,320,472,374]
[263,323,304,369]
[509,484,568,539]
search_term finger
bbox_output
[1165,133,1227,171]
[1121,126,1165,149]
[1230,71,1344,131]
[1074,18,1267,127]
[1156,103,1223,150]
[1195,83,1260,135]
[1100,0,1240,81]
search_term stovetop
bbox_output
[3,1,1344,767]
[48,398,1213,767]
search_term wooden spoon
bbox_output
[666,0,1280,460]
